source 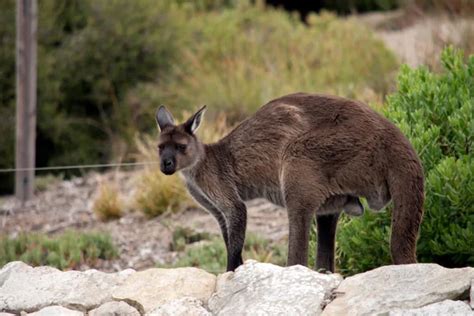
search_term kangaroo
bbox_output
[155,92,424,272]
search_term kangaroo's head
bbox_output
[155,105,206,175]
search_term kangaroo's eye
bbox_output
[158,144,165,152]
[177,144,187,152]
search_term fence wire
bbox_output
[0,161,160,173]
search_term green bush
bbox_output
[137,5,397,121]
[335,47,474,275]
[0,230,118,270]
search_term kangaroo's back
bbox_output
[220,92,393,186]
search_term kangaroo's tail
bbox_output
[387,153,424,264]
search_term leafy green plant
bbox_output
[0,231,118,270]
[334,47,474,275]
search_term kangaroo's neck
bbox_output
[181,139,233,184]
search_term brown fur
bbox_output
[156,93,424,272]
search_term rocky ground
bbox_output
[0,170,288,272]
[0,260,473,315]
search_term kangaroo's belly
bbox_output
[238,184,285,207]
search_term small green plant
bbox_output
[93,182,123,221]
[0,231,118,270]
[35,174,63,192]
[334,47,474,275]
[170,226,212,252]
[164,232,287,273]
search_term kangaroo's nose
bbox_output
[164,159,173,168]
[161,157,176,175]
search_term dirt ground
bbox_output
[0,171,288,272]
[357,10,474,67]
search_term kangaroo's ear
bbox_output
[184,105,206,134]
[156,106,175,132]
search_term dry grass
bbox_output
[133,169,189,218]
[93,182,123,221]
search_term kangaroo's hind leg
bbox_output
[315,213,340,272]
[282,164,328,267]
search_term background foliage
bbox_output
[335,48,474,275]
[0,0,397,193]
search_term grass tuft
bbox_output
[93,182,124,221]
[133,169,190,218]
[0,231,118,270]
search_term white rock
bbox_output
[208,260,343,316]
[0,313,16,316]
[388,300,474,316]
[471,279,474,309]
[323,264,474,316]
[0,261,132,313]
[88,301,140,316]
[26,305,83,316]
[112,267,216,314]
[147,297,211,316]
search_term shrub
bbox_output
[0,231,118,270]
[335,47,474,275]
[93,182,123,221]
[164,232,287,274]
[138,6,397,121]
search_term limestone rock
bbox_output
[112,267,216,314]
[26,306,83,316]
[388,300,474,315]
[471,279,474,309]
[322,264,474,316]
[0,262,133,313]
[208,260,343,316]
[147,297,211,316]
[88,301,140,316]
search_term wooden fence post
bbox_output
[15,0,37,202]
